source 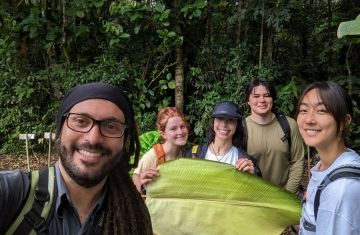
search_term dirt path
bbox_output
[0,154,57,171]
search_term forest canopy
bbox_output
[0,0,359,154]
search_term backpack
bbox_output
[6,167,56,235]
[153,143,185,165]
[243,113,291,153]
[153,143,166,165]
[6,167,105,235]
[185,143,262,177]
[302,165,360,232]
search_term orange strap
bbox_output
[153,144,165,166]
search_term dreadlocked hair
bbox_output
[103,160,152,234]
[103,123,153,234]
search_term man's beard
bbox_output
[60,142,123,188]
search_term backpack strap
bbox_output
[191,145,199,158]
[275,113,291,153]
[6,167,56,235]
[195,144,209,159]
[242,117,248,152]
[242,115,291,152]
[314,165,360,220]
[154,144,165,166]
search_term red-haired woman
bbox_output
[133,107,190,193]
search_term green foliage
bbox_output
[181,0,207,19]
[0,71,58,154]
[138,131,161,157]
[0,0,360,154]
[276,78,300,116]
[0,36,16,72]
[337,15,360,38]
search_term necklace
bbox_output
[211,144,227,162]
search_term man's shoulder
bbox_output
[0,170,29,184]
[0,170,30,232]
[0,169,30,200]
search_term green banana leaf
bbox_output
[139,130,161,157]
[337,15,360,38]
[130,131,160,174]
[146,158,301,235]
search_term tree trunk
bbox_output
[236,0,243,77]
[258,0,264,66]
[326,0,332,79]
[267,30,273,63]
[62,0,70,64]
[236,0,243,44]
[41,0,47,17]
[175,46,184,112]
[346,45,352,95]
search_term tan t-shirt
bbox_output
[133,147,158,175]
[245,115,304,193]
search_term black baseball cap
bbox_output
[211,101,242,120]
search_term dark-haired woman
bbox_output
[184,101,257,175]
[297,81,360,234]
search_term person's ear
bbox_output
[160,131,166,141]
[340,114,352,131]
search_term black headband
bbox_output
[56,82,133,137]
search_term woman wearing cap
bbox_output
[184,101,259,175]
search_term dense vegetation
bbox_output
[0,0,359,155]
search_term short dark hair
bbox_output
[296,81,353,136]
[245,79,277,102]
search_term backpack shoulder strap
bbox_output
[276,113,291,152]
[314,165,360,220]
[195,144,208,159]
[242,117,248,152]
[154,144,165,166]
[191,145,199,158]
[6,167,56,235]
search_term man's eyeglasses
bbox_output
[64,113,127,138]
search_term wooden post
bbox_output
[19,133,35,171]
[44,132,56,167]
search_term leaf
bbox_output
[146,158,301,235]
[119,33,130,39]
[129,131,160,172]
[134,25,141,34]
[94,1,104,8]
[139,131,161,156]
[167,31,176,37]
[168,80,176,89]
[195,0,207,9]
[337,15,360,38]
[166,73,171,80]
[76,11,85,18]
